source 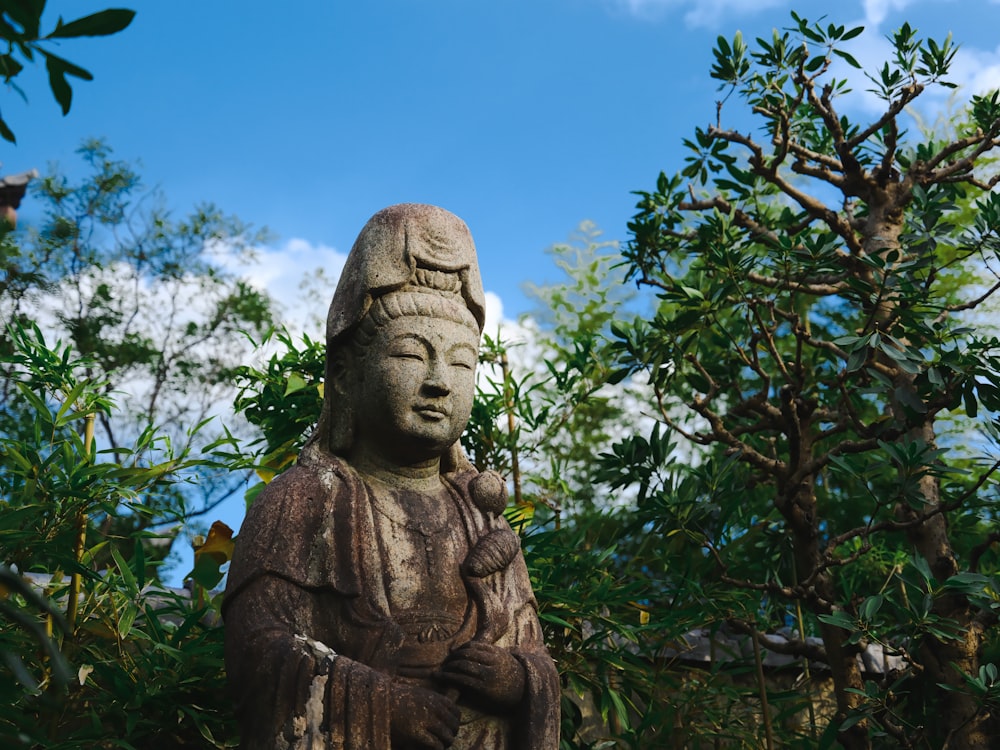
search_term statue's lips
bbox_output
[415,404,450,419]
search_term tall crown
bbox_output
[326,204,485,346]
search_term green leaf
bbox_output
[0,115,15,144]
[846,347,867,372]
[680,286,705,300]
[111,545,138,597]
[963,386,978,418]
[132,536,146,591]
[39,49,94,80]
[606,367,631,385]
[283,372,308,396]
[55,382,87,425]
[833,48,861,69]
[839,713,865,731]
[47,9,137,39]
[800,26,825,44]
[45,54,73,114]
[118,601,137,639]
[539,612,577,630]
[607,688,629,727]
[942,572,989,594]
[859,594,884,621]
[0,53,24,81]
[895,386,927,414]
[818,611,855,631]
[187,553,226,591]
[911,554,934,584]
[41,50,94,115]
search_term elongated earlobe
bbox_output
[326,348,357,455]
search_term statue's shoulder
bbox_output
[248,450,357,523]
[226,451,362,603]
[235,451,363,559]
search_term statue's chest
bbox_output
[367,483,469,623]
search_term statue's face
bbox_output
[353,314,478,465]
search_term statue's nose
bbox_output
[422,359,451,396]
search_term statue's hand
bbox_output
[436,641,526,711]
[390,682,460,750]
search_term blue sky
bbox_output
[6,0,1000,582]
[8,0,1000,321]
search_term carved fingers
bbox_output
[436,641,526,711]
[389,682,461,750]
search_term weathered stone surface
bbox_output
[223,204,560,749]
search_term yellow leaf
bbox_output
[193,521,235,566]
[255,445,298,484]
[629,601,651,626]
[505,500,536,527]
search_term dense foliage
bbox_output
[2,140,274,564]
[606,13,1000,749]
[0,322,236,748]
[0,145,268,747]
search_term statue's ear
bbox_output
[327,347,354,396]
[318,345,358,456]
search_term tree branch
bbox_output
[727,618,830,663]
[943,279,1000,313]
[844,83,924,152]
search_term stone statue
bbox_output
[223,204,560,749]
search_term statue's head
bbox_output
[305,204,485,471]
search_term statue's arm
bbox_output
[224,574,319,695]
[226,575,461,749]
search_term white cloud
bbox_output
[681,0,787,28]
[861,0,916,27]
[214,237,348,338]
[483,290,505,336]
[609,0,683,22]
[232,238,511,344]
[949,42,1000,98]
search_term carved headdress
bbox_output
[304,203,485,464]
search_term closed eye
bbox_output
[448,343,478,371]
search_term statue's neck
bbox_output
[349,449,443,493]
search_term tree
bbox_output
[0,2,135,143]
[1,139,275,570]
[609,13,1000,748]
[0,134,275,746]
[0,322,236,748]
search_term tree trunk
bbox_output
[898,421,990,748]
[780,470,870,749]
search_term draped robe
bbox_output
[223,449,559,749]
